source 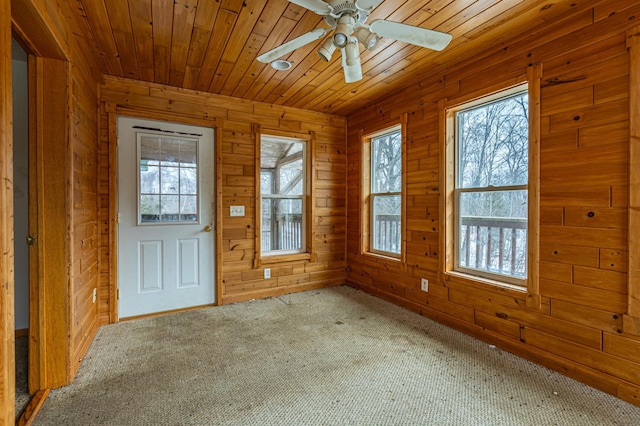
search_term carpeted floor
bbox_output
[15,335,30,421]
[34,285,640,425]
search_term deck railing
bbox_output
[262,213,303,252]
[372,214,401,254]
[459,216,527,278]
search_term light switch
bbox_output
[230,205,245,217]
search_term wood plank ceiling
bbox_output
[75,0,600,116]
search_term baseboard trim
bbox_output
[16,388,49,426]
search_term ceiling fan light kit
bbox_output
[271,60,293,70]
[356,27,379,51]
[333,15,355,48]
[318,37,337,62]
[257,0,453,83]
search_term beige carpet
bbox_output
[34,285,640,425]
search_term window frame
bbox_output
[452,89,530,286]
[440,68,540,298]
[362,123,405,260]
[256,129,313,264]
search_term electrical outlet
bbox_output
[421,278,429,292]
[230,206,245,217]
[93,288,97,303]
[264,268,271,279]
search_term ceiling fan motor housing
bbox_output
[323,0,369,27]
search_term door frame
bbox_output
[13,0,72,393]
[2,0,72,420]
[106,108,223,322]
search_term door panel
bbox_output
[118,117,215,318]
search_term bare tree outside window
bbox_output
[370,129,402,255]
[455,91,529,281]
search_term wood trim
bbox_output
[37,56,72,388]
[254,128,314,267]
[308,131,317,262]
[107,105,118,323]
[215,123,224,306]
[438,97,452,283]
[526,63,543,311]
[253,124,261,269]
[361,124,403,260]
[10,0,67,60]
[359,128,368,258]
[16,388,50,426]
[1,0,15,421]
[27,53,40,394]
[116,106,218,128]
[625,24,640,334]
[400,113,408,267]
[440,80,534,291]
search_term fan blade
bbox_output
[369,20,452,51]
[289,0,332,15]
[340,47,363,83]
[355,0,384,12]
[257,28,328,63]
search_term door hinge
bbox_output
[117,212,120,223]
[117,289,120,300]
[26,234,38,246]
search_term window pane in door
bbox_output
[180,168,197,194]
[161,167,179,194]
[138,133,199,224]
[140,164,159,194]
[140,195,160,222]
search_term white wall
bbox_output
[12,38,29,331]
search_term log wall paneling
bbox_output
[346,3,640,406]
[97,76,347,318]
[8,0,104,401]
[69,40,101,378]
[1,0,15,421]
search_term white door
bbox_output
[117,117,215,318]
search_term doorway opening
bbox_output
[12,36,30,421]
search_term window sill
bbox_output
[444,271,527,296]
[362,252,401,264]
[258,252,311,266]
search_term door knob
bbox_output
[203,225,213,232]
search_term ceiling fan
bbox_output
[257,0,453,83]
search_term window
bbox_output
[138,133,199,224]
[365,127,402,257]
[452,87,529,285]
[260,136,306,255]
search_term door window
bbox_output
[137,133,199,224]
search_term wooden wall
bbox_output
[97,77,346,322]
[68,16,101,377]
[346,3,640,406]
[7,0,102,400]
